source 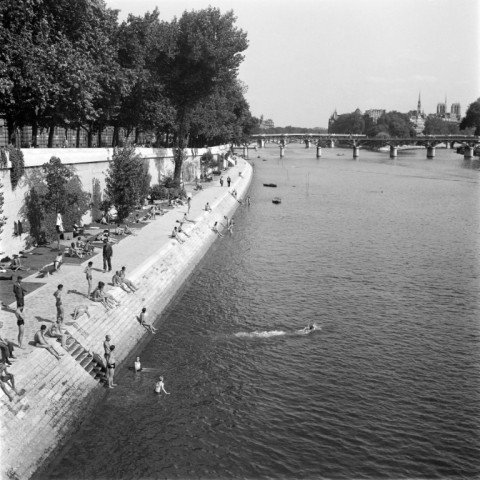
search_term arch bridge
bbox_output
[250,133,479,159]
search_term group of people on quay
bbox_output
[0,164,250,402]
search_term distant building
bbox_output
[436,103,446,116]
[259,118,275,130]
[328,109,338,131]
[434,97,461,123]
[409,93,426,134]
[365,109,385,124]
[451,103,461,117]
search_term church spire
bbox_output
[417,92,422,114]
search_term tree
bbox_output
[155,7,249,182]
[460,98,480,135]
[375,111,415,138]
[42,157,89,244]
[423,117,449,135]
[105,145,151,221]
[328,111,365,134]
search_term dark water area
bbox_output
[42,146,480,479]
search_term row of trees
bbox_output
[329,103,480,138]
[0,0,258,181]
[329,109,419,137]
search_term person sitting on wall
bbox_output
[0,363,24,402]
[171,227,184,244]
[34,325,63,360]
[46,318,70,349]
[112,271,131,293]
[119,267,138,292]
[138,308,157,334]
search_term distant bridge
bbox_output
[250,133,480,159]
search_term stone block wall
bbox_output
[0,145,230,256]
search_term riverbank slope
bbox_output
[0,157,252,480]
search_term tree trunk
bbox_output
[47,120,55,148]
[112,126,118,147]
[76,127,81,148]
[6,116,15,145]
[173,112,187,184]
[87,126,93,148]
[31,118,38,147]
[135,128,140,144]
[97,128,102,148]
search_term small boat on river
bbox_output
[263,183,277,187]
[272,197,282,204]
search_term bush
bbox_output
[8,146,25,189]
[150,184,169,201]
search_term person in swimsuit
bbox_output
[134,357,142,372]
[103,335,111,368]
[138,308,157,334]
[53,284,64,319]
[107,345,117,389]
[84,261,93,298]
[211,222,224,238]
[172,226,184,244]
[53,252,63,273]
[154,376,170,395]
[0,363,24,402]
[119,267,138,292]
[15,307,25,348]
[46,317,69,349]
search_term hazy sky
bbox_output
[106,0,479,128]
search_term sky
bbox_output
[105,0,479,128]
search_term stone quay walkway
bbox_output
[0,158,249,395]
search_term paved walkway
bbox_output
[0,159,248,368]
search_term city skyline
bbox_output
[105,0,479,128]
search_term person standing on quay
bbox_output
[220,175,224,187]
[53,284,64,320]
[15,307,25,348]
[84,261,93,298]
[103,239,113,273]
[107,345,117,389]
[13,276,27,309]
[227,176,231,187]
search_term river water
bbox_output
[43,145,480,479]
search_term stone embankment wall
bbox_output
[0,145,229,255]
[0,159,252,480]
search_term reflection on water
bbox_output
[43,146,480,480]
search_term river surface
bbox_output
[43,145,480,479]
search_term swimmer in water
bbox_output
[302,324,315,333]
[154,376,170,395]
[134,357,141,372]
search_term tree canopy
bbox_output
[0,1,254,180]
[460,98,480,135]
